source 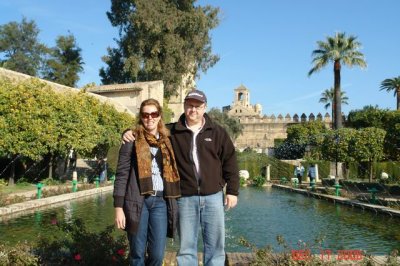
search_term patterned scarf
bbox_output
[135,130,180,198]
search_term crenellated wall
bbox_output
[225,85,332,151]
[238,112,331,124]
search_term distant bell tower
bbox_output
[235,85,250,107]
[226,84,262,118]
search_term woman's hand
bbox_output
[115,207,126,229]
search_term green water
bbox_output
[1,187,400,254]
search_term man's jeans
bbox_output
[177,191,225,266]
[127,196,167,266]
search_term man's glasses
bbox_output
[141,111,160,119]
[185,104,205,110]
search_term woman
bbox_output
[113,99,180,265]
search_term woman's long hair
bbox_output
[135,98,170,137]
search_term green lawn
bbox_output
[0,183,37,195]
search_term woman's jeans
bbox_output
[176,191,225,266]
[127,196,167,266]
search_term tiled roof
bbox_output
[87,83,144,93]
[234,84,248,91]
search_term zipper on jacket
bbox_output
[189,129,202,195]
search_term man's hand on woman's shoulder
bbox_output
[122,129,135,144]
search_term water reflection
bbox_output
[1,187,400,255]
[225,187,400,254]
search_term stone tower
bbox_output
[227,85,262,117]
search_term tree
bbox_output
[346,106,399,160]
[43,34,84,87]
[0,77,132,183]
[207,108,243,140]
[382,111,400,161]
[380,76,400,110]
[319,87,349,122]
[349,127,386,182]
[0,78,60,184]
[346,105,389,129]
[274,142,305,160]
[100,0,220,98]
[275,121,327,159]
[308,32,367,129]
[0,18,47,76]
[321,128,357,178]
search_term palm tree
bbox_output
[308,32,367,129]
[319,87,349,122]
[380,76,400,110]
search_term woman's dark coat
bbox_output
[113,142,178,238]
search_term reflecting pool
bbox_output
[1,186,399,254]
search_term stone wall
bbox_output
[234,114,331,150]
[226,85,332,151]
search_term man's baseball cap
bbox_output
[184,89,207,103]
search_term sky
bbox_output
[1,0,399,117]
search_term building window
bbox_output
[238,92,244,101]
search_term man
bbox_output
[294,162,305,184]
[308,164,316,184]
[123,89,239,265]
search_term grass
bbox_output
[0,182,36,195]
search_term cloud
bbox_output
[276,90,323,105]
[265,89,325,114]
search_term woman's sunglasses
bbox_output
[141,111,160,119]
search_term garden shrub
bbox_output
[15,177,31,186]
[35,218,129,265]
[0,194,26,207]
[239,177,247,187]
[41,178,63,186]
[237,151,331,183]
[237,151,293,181]
[0,179,8,187]
[251,176,266,187]
[0,242,38,266]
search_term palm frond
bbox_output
[380,76,400,96]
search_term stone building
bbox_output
[223,85,332,153]
[88,71,195,122]
[86,81,164,116]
